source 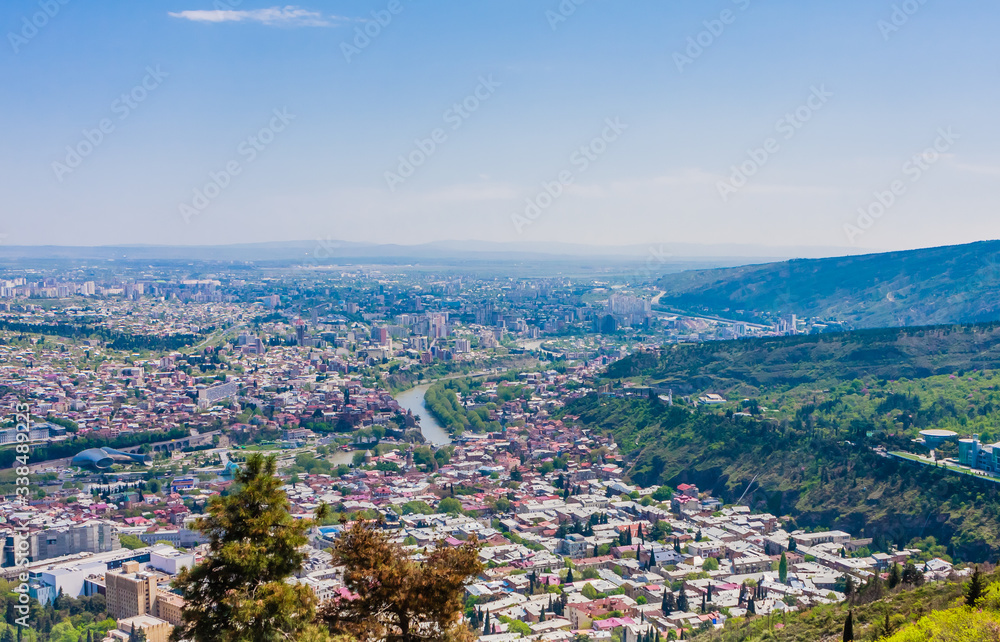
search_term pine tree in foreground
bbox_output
[172,454,328,642]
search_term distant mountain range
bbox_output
[0,240,860,266]
[655,240,1000,328]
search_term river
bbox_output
[394,383,452,446]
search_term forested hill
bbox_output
[606,322,1000,395]
[655,239,1000,328]
[559,391,1000,562]
[567,321,1000,562]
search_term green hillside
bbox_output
[691,570,999,642]
[655,240,1000,328]
[562,325,1000,560]
[560,392,1000,561]
[605,322,1000,395]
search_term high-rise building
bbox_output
[4,521,118,566]
[154,592,185,625]
[606,293,651,326]
[106,561,159,619]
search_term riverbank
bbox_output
[394,383,452,446]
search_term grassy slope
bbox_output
[692,572,996,642]
[654,240,1000,328]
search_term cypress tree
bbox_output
[888,563,901,589]
[677,589,689,613]
[967,565,986,607]
[843,610,854,642]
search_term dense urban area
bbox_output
[0,262,995,642]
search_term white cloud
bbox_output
[168,6,339,27]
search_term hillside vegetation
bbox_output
[654,240,1000,328]
[560,391,1000,561]
[605,322,1000,395]
[691,570,998,642]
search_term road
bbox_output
[654,307,770,330]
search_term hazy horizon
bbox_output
[3,0,997,253]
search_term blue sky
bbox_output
[1,0,998,252]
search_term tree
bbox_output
[887,562,901,589]
[565,567,574,584]
[321,519,483,642]
[676,589,689,613]
[966,565,986,607]
[119,534,145,550]
[901,561,924,586]
[842,609,854,642]
[438,497,463,515]
[778,552,788,584]
[1,629,14,642]
[172,454,322,642]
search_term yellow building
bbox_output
[116,615,173,642]
[105,561,160,619]
[154,591,185,626]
